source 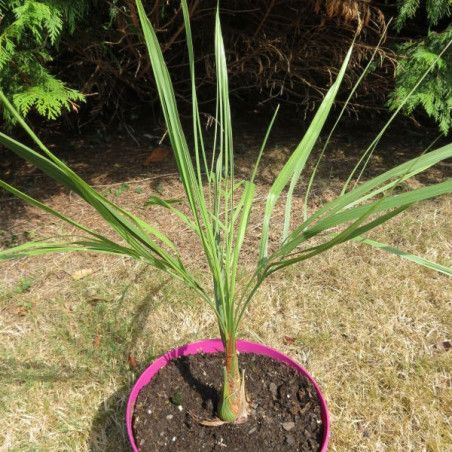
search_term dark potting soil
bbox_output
[132,352,324,451]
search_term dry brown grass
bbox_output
[0,125,451,451]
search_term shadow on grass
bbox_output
[88,385,131,452]
[0,359,82,383]
[88,281,169,452]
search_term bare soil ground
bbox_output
[0,114,451,451]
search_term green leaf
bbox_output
[259,44,354,261]
[353,237,452,276]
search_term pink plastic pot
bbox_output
[127,339,330,451]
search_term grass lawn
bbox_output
[1,120,451,451]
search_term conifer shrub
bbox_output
[389,0,451,135]
[0,1,87,126]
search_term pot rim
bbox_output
[127,339,330,451]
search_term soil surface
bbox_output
[132,352,324,451]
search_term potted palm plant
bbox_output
[0,0,451,449]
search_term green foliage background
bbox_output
[0,0,87,125]
[0,0,451,133]
[389,0,452,135]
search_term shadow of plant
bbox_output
[88,281,170,451]
[0,359,81,383]
[88,384,131,452]
[174,354,220,416]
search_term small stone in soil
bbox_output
[282,421,295,431]
[269,382,278,398]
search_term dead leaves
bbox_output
[436,339,451,352]
[189,412,227,427]
[128,353,138,368]
[71,268,93,280]
[94,331,101,348]
[316,0,378,34]
[143,147,170,165]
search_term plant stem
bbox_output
[218,334,241,422]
